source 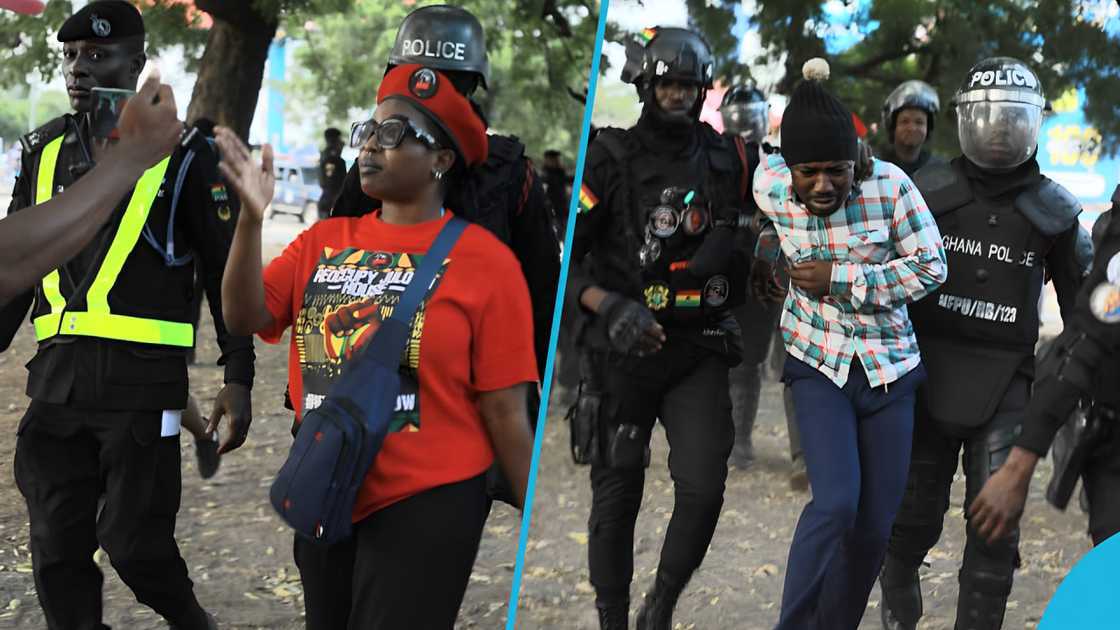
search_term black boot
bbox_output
[879,556,921,630]
[596,599,629,630]
[636,572,686,630]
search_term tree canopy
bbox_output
[0,0,599,158]
[674,0,1120,156]
[286,0,600,158]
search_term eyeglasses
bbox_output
[349,115,441,150]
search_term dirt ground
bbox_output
[0,300,523,629]
[514,365,1093,630]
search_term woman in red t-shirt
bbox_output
[213,64,537,629]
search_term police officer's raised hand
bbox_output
[205,383,253,455]
[113,68,183,171]
[789,260,834,297]
[214,126,275,223]
[968,447,1038,545]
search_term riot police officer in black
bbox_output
[880,58,1088,630]
[969,184,1120,546]
[329,5,560,376]
[719,85,804,482]
[316,127,346,220]
[878,80,944,177]
[0,2,254,628]
[567,28,752,630]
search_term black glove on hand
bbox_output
[599,292,661,356]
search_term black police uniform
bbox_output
[567,108,752,612]
[0,110,253,629]
[724,138,801,466]
[877,146,944,178]
[541,162,572,234]
[1017,186,1120,545]
[330,134,559,380]
[317,146,346,220]
[881,155,1085,629]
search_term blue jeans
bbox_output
[776,356,925,630]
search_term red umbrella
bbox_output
[0,0,45,15]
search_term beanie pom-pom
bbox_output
[802,58,830,81]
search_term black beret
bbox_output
[58,1,144,43]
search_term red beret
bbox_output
[377,64,488,168]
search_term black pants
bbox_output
[14,401,208,630]
[1084,428,1120,545]
[586,340,733,604]
[884,376,1029,630]
[293,474,490,630]
[729,296,800,461]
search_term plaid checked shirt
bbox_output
[754,154,947,388]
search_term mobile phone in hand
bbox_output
[89,87,136,140]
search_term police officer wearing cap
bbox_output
[878,80,945,177]
[330,4,560,380]
[719,84,805,485]
[567,27,754,630]
[316,127,346,220]
[969,183,1120,549]
[0,3,253,628]
[879,57,1089,630]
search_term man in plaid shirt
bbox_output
[754,58,946,630]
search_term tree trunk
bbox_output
[185,3,278,140]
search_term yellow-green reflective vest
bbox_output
[31,135,194,348]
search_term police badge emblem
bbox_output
[703,275,729,307]
[681,205,709,236]
[644,283,670,311]
[649,205,680,238]
[1106,251,1120,285]
[1089,283,1120,324]
[408,67,439,99]
[91,14,111,38]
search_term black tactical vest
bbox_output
[909,160,1080,425]
[593,126,747,328]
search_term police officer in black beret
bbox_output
[567,27,754,629]
[0,2,254,627]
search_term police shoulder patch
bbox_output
[1106,251,1120,285]
[19,116,68,155]
[1089,282,1120,324]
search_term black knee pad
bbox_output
[892,459,951,553]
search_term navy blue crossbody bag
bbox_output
[270,216,468,544]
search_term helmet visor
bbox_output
[957,101,1042,169]
[721,102,768,141]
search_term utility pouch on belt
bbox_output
[606,423,650,469]
[568,382,602,466]
[1047,403,1115,510]
[269,217,466,545]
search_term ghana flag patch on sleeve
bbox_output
[675,289,701,308]
[578,183,599,214]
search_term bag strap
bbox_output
[359,215,469,369]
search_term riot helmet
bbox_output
[954,57,1045,170]
[387,5,490,90]
[720,85,768,142]
[881,80,939,143]
[621,27,714,100]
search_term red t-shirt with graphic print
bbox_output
[258,211,537,520]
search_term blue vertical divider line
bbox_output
[505,2,611,627]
